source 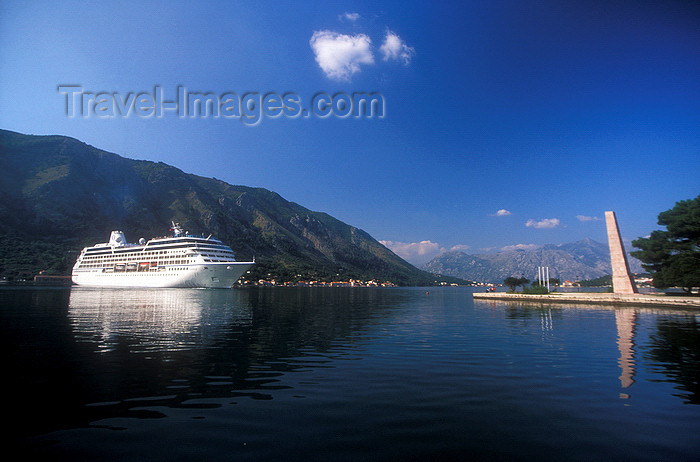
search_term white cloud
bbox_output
[493,209,512,216]
[339,12,360,22]
[379,31,415,65]
[525,218,561,229]
[576,215,600,222]
[380,240,443,266]
[380,240,472,266]
[310,30,374,81]
[501,243,541,252]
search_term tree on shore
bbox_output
[631,195,700,294]
[504,276,530,292]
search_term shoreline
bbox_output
[473,291,700,309]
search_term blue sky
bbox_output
[1,1,698,266]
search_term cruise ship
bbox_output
[71,222,254,288]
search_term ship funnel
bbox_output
[171,221,184,237]
[109,231,127,247]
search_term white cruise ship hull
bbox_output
[72,262,254,289]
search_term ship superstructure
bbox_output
[71,222,254,288]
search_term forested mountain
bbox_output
[0,129,459,285]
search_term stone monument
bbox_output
[605,211,638,294]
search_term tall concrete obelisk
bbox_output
[605,211,638,294]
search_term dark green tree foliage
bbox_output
[631,195,700,293]
[579,275,612,287]
[522,284,549,294]
[504,277,529,292]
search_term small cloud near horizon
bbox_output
[500,243,541,252]
[380,240,442,266]
[526,218,561,229]
[576,215,600,222]
[491,209,512,216]
[380,240,470,266]
[479,246,498,253]
[339,12,361,22]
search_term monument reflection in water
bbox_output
[616,309,636,395]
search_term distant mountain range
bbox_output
[422,239,644,284]
[0,129,462,285]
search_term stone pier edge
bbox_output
[472,292,700,309]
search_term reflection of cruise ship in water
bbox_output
[67,288,252,352]
[72,222,254,288]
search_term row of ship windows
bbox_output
[82,251,187,259]
[85,245,232,255]
[79,258,230,269]
[82,256,192,262]
[76,266,191,273]
[81,252,232,261]
[79,260,191,269]
[85,242,229,252]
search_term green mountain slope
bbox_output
[0,129,458,285]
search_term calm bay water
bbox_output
[2,286,699,461]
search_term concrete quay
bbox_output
[472,291,700,309]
